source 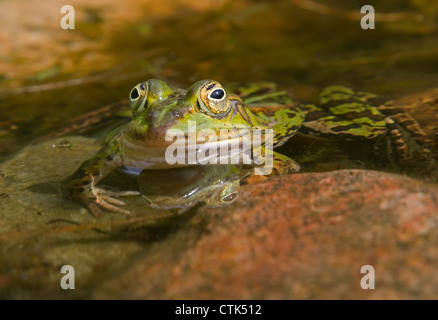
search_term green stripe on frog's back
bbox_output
[270,107,305,146]
[328,102,386,125]
[319,85,377,106]
[236,86,304,146]
[228,81,296,115]
[302,104,387,140]
[247,105,305,147]
[302,85,389,140]
[226,82,277,100]
[244,91,294,106]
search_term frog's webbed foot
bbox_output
[69,180,140,216]
[378,102,429,162]
[379,102,426,138]
[66,151,141,216]
[382,117,410,162]
[90,184,141,215]
[272,152,300,175]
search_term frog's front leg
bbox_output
[66,151,140,216]
[252,145,300,176]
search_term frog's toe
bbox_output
[79,196,105,217]
[92,186,141,215]
[95,196,131,215]
[93,186,141,198]
[97,192,127,206]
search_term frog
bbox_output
[66,79,425,216]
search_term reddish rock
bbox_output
[93,169,438,299]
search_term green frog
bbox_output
[66,79,425,215]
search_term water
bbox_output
[1,0,437,160]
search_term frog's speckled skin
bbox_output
[66,79,425,216]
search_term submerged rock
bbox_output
[93,169,438,299]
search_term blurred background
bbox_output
[1,0,437,159]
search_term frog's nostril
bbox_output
[130,88,139,100]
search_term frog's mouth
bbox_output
[120,129,267,169]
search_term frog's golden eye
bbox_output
[129,82,148,117]
[199,82,230,114]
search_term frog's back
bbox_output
[227,82,305,147]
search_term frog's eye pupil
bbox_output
[130,88,139,100]
[209,89,225,100]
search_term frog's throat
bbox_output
[119,130,265,168]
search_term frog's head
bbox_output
[125,79,250,139]
[121,79,256,170]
